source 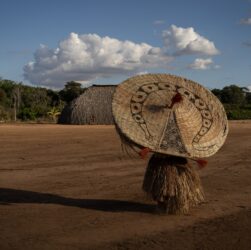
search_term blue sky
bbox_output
[0,0,250,89]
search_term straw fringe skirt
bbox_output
[142,154,204,214]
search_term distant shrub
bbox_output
[0,106,11,121]
[18,107,37,120]
[224,104,251,120]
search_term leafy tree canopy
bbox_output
[59,81,86,103]
[221,85,245,105]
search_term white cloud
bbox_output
[137,71,149,75]
[188,58,213,70]
[162,25,219,56]
[247,85,251,92]
[24,33,172,88]
[240,17,251,25]
[24,25,220,88]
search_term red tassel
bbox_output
[139,147,151,159]
[196,159,208,169]
[170,92,183,108]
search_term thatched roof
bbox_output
[58,85,116,125]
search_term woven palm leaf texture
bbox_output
[112,74,228,159]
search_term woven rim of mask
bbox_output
[112,74,228,158]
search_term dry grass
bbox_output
[59,85,116,124]
[143,154,204,214]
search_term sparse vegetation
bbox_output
[212,85,251,119]
[47,106,61,122]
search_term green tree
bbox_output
[211,88,222,101]
[220,85,245,105]
[59,81,85,103]
[18,86,51,120]
[0,79,16,107]
[18,107,37,120]
[46,89,60,106]
[0,106,10,121]
[0,89,7,104]
[245,92,251,104]
[0,78,79,121]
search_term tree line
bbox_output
[211,85,251,119]
[0,78,250,122]
[0,78,85,122]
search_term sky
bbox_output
[0,0,250,90]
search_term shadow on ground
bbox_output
[0,188,154,213]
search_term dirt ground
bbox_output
[0,121,250,250]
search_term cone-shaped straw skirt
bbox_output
[143,154,204,214]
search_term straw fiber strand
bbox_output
[143,154,204,214]
[59,85,116,124]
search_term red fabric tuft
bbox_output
[170,93,183,108]
[196,159,208,169]
[139,147,151,159]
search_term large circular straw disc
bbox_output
[112,74,228,158]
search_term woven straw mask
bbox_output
[112,74,228,158]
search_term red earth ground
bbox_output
[0,121,250,249]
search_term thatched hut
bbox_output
[58,85,116,125]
